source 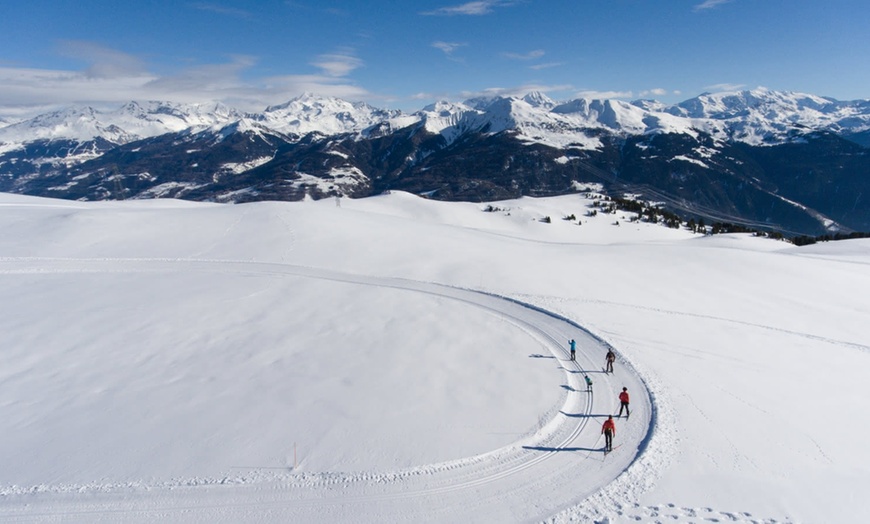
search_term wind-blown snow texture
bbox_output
[0,191,868,523]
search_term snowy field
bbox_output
[0,191,868,523]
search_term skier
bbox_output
[605,349,615,373]
[584,374,593,392]
[602,415,616,452]
[569,339,576,361]
[618,387,630,418]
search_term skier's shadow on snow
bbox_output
[528,353,556,359]
[559,411,610,419]
[559,367,607,374]
[561,384,580,392]
[522,445,605,453]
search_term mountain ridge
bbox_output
[1,88,869,236]
[3,87,869,148]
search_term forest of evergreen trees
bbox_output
[790,231,870,246]
[607,196,868,246]
[485,192,868,247]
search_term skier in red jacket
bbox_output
[618,387,630,418]
[602,415,616,452]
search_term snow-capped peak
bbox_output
[670,87,836,119]
[0,101,242,145]
[258,93,403,136]
[410,100,482,142]
[420,100,473,117]
[2,89,869,152]
[522,91,556,109]
[0,105,134,144]
[191,117,284,144]
[665,87,870,144]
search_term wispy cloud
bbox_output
[410,92,436,100]
[0,43,372,115]
[189,2,252,18]
[258,74,370,104]
[311,50,363,77]
[459,83,573,100]
[432,41,467,56]
[283,2,350,16]
[503,49,545,61]
[57,40,147,78]
[422,1,516,16]
[639,88,668,98]
[0,66,157,113]
[529,62,562,71]
[693,0,732,11]
[145,54,257,92]
[574,89,634,100]
[703,82,745,92]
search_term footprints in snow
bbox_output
[609,504,790,524]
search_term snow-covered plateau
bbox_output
[0,191,868,523]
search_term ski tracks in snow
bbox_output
[0,257,652,523]
[536,295,870,354]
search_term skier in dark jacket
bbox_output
[618,387,630,418]
[605,350,615,373]
[602,415,616,452]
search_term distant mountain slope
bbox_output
[1,88,869,236]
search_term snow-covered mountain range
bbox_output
[2,88,868,150]
[1,88,869,236]
[0,100,244,145]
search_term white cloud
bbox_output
[189,2,252,18]
[311,51,363,77]
[0,67,155,109]
[503,50,545,61]
[410,92,436,100]
[0,45,372,116]
[432,41,467,55]
[703,83,746,92]
[574,89,634,100]
[421,1,516,16]
[529,62,562,71]
[145,55,257,92]
[459,83,573,100]
[639,88,668,97]
[693,0,731,11]
[57,40,148,79]
[257,74,370,104]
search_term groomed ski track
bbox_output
[0,257,653,523]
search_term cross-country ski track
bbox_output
[0,257,652,523]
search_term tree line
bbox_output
[608,196,869,245]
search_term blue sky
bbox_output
[1,0,868,115]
